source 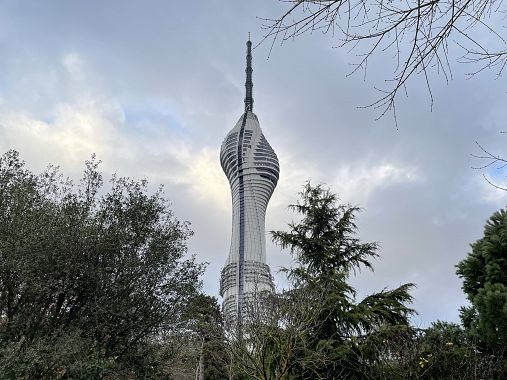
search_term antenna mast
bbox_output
[244,35,253,112]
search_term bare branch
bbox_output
[260,0,507,122]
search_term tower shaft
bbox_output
[219,39,279,326]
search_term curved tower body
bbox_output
[219,40,279,324]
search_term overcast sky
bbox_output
[1,0,507,327]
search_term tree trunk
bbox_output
[195,337,204,380]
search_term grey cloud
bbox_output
[1,0,506,327]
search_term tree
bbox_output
[368,321,503,379]
[416,321,503,379]
[456,208,507,374]
[262,0,507,122]
[230,183,415,379]
[185,294,229,380]
[0,150,205,379]
[155,294,229,380]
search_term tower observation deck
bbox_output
[219,39,279,325]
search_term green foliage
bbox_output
[0,328,113,379]
[232,183,415,379]
[0,150,205,379]
[273,183,415,379]
[416,322,483,379]
[186,294,229,380]
[272,184,378,278]
[457,208,507,361]
[357,321,503,379]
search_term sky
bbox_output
[1,0,507,327]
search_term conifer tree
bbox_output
[231,183,415,379]
[271,183,415,378]
[457,209,507,366]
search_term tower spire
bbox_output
[244,35,253,112]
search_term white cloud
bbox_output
[475,174,507,205]
[0,97,127,172]
[0,50,231,216]
[62,52,87,82]
[168,146,231,211]
[3,0,507,326]
[271,151,422,210]
[330,162,423,205]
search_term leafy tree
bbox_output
[0,150,205,379]
[186,294,229,380]
[366,321,503,379]
[415,321,501,379]
[231,183,415,379]
[457,208,507,371]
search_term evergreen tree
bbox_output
[457,208,507,370]
[231,183,415,379]
[272,183,415,378]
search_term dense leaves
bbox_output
[3,150,506,379]
[186,294,229,380]
[0,150,205,378]
[457,208,507,373]
[229,184,506,379]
